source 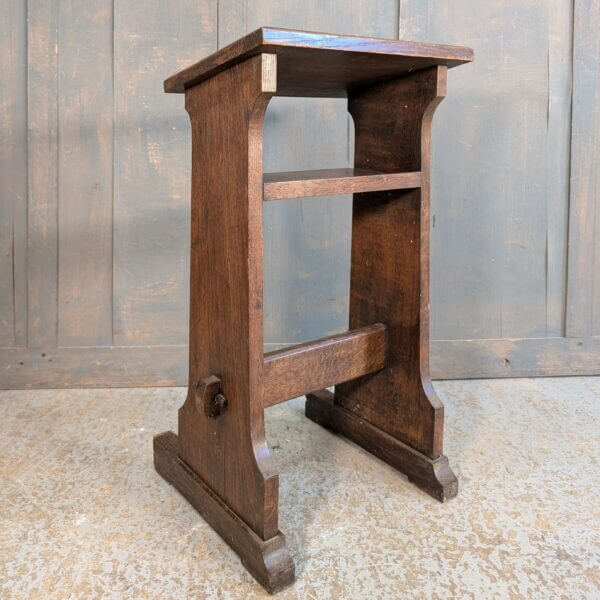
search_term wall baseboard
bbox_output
[0,345,188,390]
[430,336,600,379]
[1,336,598,390]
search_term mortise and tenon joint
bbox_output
[153,27,474,594]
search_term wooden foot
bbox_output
[153,432,295,594]
[305,390,458,502]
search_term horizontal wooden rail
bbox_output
[263,323,387,408]
[263,168,421,201]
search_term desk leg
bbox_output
[306,66,458,502]
[153,53,294,593]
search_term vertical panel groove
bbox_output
[561,0,576,337]
[111,0,116,345]
[21,0,29,348]
[545,0,575,338]
[56,2,60,343]
[216,0,220,48]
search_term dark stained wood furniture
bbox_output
[154,27,473,593]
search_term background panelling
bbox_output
[398,0,593,376]
[57,0,113,347]
[0,0,27,348]
[402,0,572,340]
[566,0,600,339]
[0,0,598,388]
[27,0,59,351]
[112,1,217,346]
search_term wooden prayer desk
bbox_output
[154,27,473,593]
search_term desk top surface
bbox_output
[164,27,473,97]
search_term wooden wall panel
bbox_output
[1,0,598,388]
[57,1,114,347]
[112,1,216,345]
[27,0,59,350]
[566,0,600,339]
[0,0,27,347]
[546,1,574,338]
[432,336,600,379]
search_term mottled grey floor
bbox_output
[1,378,599,599]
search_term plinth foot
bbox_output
[305,389,458,502]
[153,432,295,593]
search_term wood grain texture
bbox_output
[566,0,600,338]
[165,27,472,95]
[112,1,216,345]
[154,432,295,593]
[27,0,59,350]
[180,53,278,540]
[0,0,27,347]
[263,168,421,200]
[57,0,113,347]
[263,323,387,407]
[334,67,447,459]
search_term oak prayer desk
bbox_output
[154,27,473,593]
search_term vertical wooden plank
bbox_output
[401,1,572,342]
[592,216,600,337]
[113,1,217,345]
[180,54,280,540]
[594,194,600,336]
[57,1,114,347]
[566,0,600,338]
[219,0,399,348]
[27,0,59,349]
[398,0,427,40]
[0,0,27,347]
[336,66,448,458]
[546,0,574,337]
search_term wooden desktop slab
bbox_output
[164,27,473,96]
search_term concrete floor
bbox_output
[1,378,599,599]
